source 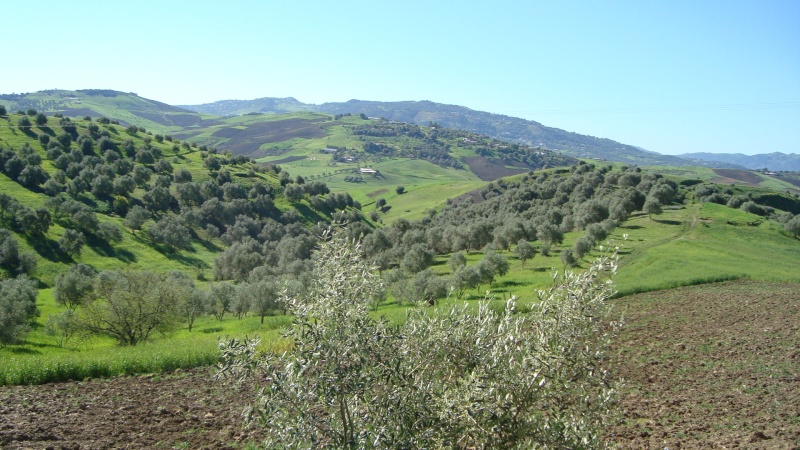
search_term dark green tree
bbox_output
[0,276,39,345]
[643,196,662,219]
[59,229,85,257]
[147,215,191,252]
[81,270,184,345]
[124,205,151,235]
[54,263,96,309]
[514,239,535,266]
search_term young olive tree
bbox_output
[218,228,621,449]
[79,270,183,345]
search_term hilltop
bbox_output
[183,97,698,166]
[0,90,745,168]
[680,151,800,171]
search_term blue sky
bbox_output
[3,0,798,155]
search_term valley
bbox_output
[0,92,798,448]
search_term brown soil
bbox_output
[264,155,306,166]
[461,156,528,181]
[212,118,328,156]
[2,280,796,449]
[366,188,388,198]
[711,169,764,186]
[0,368,267,449]
[609,280,800,449]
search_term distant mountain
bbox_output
[679,152,800,172]
[180,98,703,167]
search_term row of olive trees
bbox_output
[46,263,292,347]
[218,229,622,449]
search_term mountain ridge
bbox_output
[179,97,761,169]
[679,151,800,171]
[2,90,794,170]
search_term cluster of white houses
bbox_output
[321,148,378,175]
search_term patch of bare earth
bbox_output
[0,368,267,449]
[366,189,388,198]
[212,118,329,155]
[609,280,800,449]
[711,169,764,186]
[460,156,528,181]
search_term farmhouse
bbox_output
[359,168,377,174]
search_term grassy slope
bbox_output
[3,198,798,385]
[643,164,800,194]
[243,115,490,222]
[0,114,287,285]
[612,202,799,295]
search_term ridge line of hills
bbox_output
[179,96,800,171]
[3,89,797,170]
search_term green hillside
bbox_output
[0,108,358,286]
[0,90,215,135]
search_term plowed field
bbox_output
[1,280,797,449]
[609,280,800,449]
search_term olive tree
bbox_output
[124,205,151,234]
[786,214,800,238]
[0,275,39,345]
[80,270,183,345]
[238,277,281,324]
[219,229,621,448]
[514,239,535,266]
[59,229,85,257]
[44,309,80,348]
[54,263,96,309]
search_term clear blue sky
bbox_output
[3,0,799,155]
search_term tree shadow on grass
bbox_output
[654,219,682,226]
[495,280,525,289]
[25,235,71,263]
[3,346,41,355]
[86,235,137,263]
[198,239,222,253]
[161,248,208,268]
[199,327,224,334]
[618,225,643,230]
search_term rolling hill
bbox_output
[0,89,737,167]
[679,151,800,171]
[182,97,733,167]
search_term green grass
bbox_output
[271,156,485,223]
[0,289,292,386]
[612,202,800,296]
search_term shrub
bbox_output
[218,229,621,448]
